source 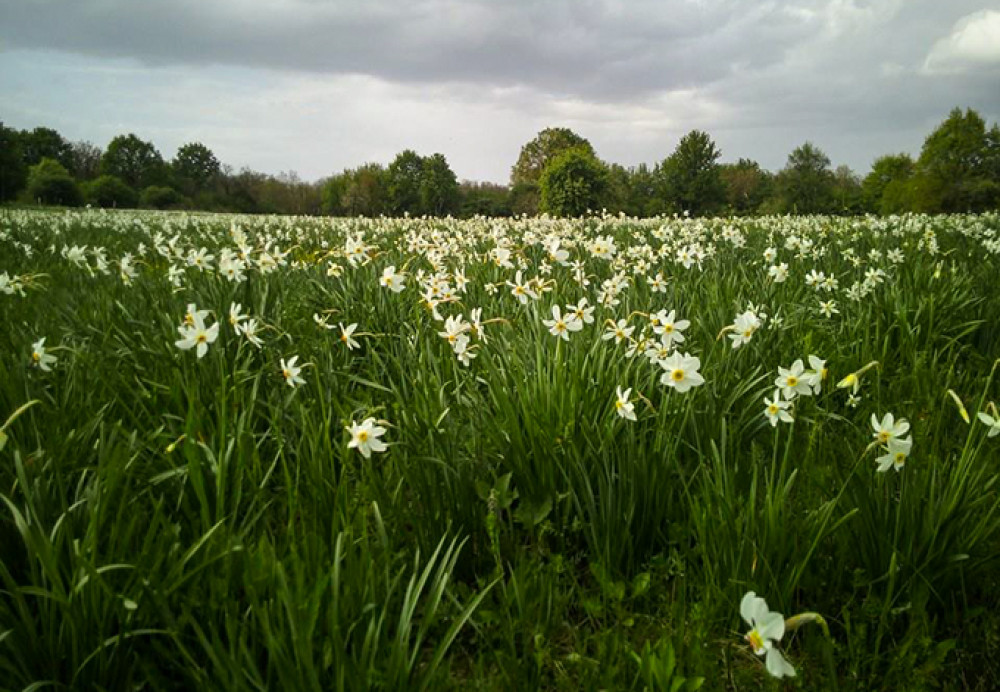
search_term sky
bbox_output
[1,0,999,184]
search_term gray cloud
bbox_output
[1,0,998,182]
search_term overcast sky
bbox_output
[2,0,999,184]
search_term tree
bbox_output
[0,122,28,202]
[658,130,725,215]
[831,165,863,214]
[20,127,74,171]
[69,141,103,180]
[538,147,608,217]
[419,153,459,216]
[862,154,915,214]
[776,142,835,214]
[386,150,426,216]
[512,128,594,187]
[917,107,999,212]
[342,163,388,217]
[172,142,220,194]
[140,185,186,209]
[26,158,82,206]
[101,134,166,190]
[82,175,137,208]
[458,181,511,217]
[720,158,772,214]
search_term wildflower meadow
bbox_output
[1,208,999,689]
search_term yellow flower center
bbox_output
[32,351,41,363]
[894,452,906,465]
[878,431,890,444]
[746,629,765,654]
[196,334,207,344]
[768,404,779,415]
[786,375,798,387]
[615,400,624,410]
[664,324,674,333]
[671,369,685,382]
[358,430,369,442]
[282,369,291,380]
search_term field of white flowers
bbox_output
[1,208,999,690]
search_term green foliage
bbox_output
[511,127,595,193]
[863,154,916,214]
[387,149,426,216]
[172,142,221,194]
[776,142,835,213]
[25,157,82,206]
[0,122,28,202]
[101,133,166,190]
[458,181,511,217]
[419,153,459,216]
[719,159,772,214]
[82,175,138,208]
[658,130,725,216]
[139,185,187,209]
[19,126,75,171]
[917,107,1000,212]
[539,147,609,217]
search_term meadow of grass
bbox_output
[1,208,999,690]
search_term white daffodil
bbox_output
[280,356,306,388]
[803,355,828,395]
[566,297,595,325]
[876,435,912,473]
[339,323,360,350]
[346,417,388,458]
[30,337,57,371]
[871,413,910,446]
[239,318,264,348]
[764,389,793,426]
[614,386,636,421]
[603,319,634,344]
[228,302,248,330]
[652,309,689,350]
[658,351,705,393]
[978,410,1000,438]
[729,310,761,349]
[380,265,406,293]
[175,312,220,358]
[775,360,812,400]
[542,305,583,341]
[740,591,795,679]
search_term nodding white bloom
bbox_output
[119,253,138,285]
[741,592,795,679]
[228,302,248,330]
[658,351,705,393]
[545,238,570,265]
[239,318,264,348]
[30,337,57,371]
[871,413,910,445]
[280,356,305,388]
[651,309,689,350]
[647,272,668,293]
[380,265,406,293]
[802,355,828,394]
[763,247,777,263]
[188,247,215,272]
[590,235,616,260]
[764,390,794,426]
[818,299,838,318]
[566,297,595,325]
[978,410,1000,438]
[469,307,487,344]
[603,319,634,344]
[490,246,514,268]
[768,263,789,283]
[439,314,471,347]
[614,386,637,421]
[805,269,825,289]
[729,310,762,349]
[339,323,360,350]
[346,417,388,458]
[876,435,913,473]
[167,264,184,288]
[175,312,220,359]
[219,253,247,282]
[182,303,210,328]
[313,313,336,330]
[508,271,538,305]
[775,359,812,400]
[542,305,583,341]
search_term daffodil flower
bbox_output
[740,591,796,678]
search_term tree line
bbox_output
[1,106,997,217]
